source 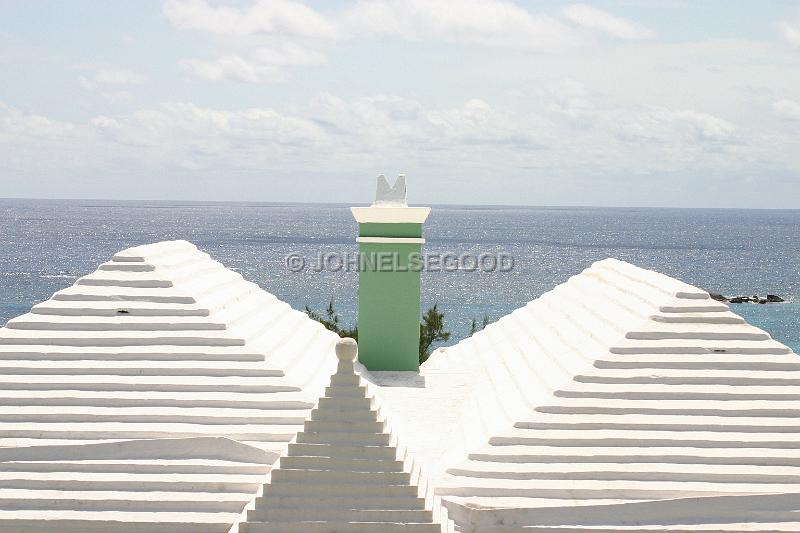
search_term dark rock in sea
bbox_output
[727,294,785,304]
[708,292,728,302]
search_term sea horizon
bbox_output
[3,196,800,212]
[3,198,798,353]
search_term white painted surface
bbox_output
[0,240,339,533]
[356,236,426,244]
[0,437,269,533]
[351,207,431,223]
[239,339,454,533]
[374,174,408,207]
[2,244,798,533]
[361,258,800,532]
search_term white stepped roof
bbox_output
[364,258,800,532]
[240,339,454,533]
[2,243,799,532]
[0,240,338,532]
[0,437,268,533]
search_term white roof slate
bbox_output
[1,243,798,533]
[368,258,800,531]
[240,339,454,533]
[0,240,338,532]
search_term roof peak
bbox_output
[241,339,454,531]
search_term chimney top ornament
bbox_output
[373,174,407,207]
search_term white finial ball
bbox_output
[335,338,358,362]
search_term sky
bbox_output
[1,1,800,207]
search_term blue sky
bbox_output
[1,1,800,207]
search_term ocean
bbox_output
[1,199,798,352]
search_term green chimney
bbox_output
[351,175,430,371]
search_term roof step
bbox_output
[247,507,434,522]
[0,330,245,347]
[445,461,800,483]
[240,521,445,533]
[0,390,315,410]
[0,489,249,512]
[435,477,800,499]
[489,427,800,448]
[0,346,267,362]
[31,300,210,317]
[464,523,800,532]
[650,312,744,324]
[52,288,195,303]
[574,368,800,386]
[5,313,227,331]
[609,338,790,354]
[0,422,302,441]
[536,397,800,417]
[554,383,800,401]
[0,360,282,377]
[98,262,156,272]
[0,510,238,533]
[0,460,268,475]
[466,445,800,466]
[0,471,263,493]
[0,374,300,393]
[0,406,308,425]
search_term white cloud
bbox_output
[548,99,734,149]
[77,65,147,87]
[1,95,541,175]
[0,103,74,140]
[163,0,583,49]
[563,4,655,40]
[774,99,800,121]
[306,93,543,157]
[162,0,338,39]
[541,79,738,147]
[164,0,335,83]
[164,0,585,84]
[0,103,98,172]
[2,87,749,180]
[780,21,800,47]
[75,66,145,103]
[93,67,147,85]
[78,79,135,103]
[545,78,594,119]
[90,102,328,170]
[675,110,736,141]
[179,44,324,83]
[342,0,583,48]
[99,90,134,103]
[180,56,272,83]
[161,1,660,87]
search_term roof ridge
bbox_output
[238,338,454,532]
